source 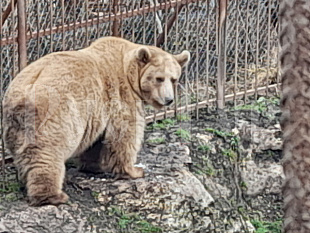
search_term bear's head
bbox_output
[135,46,190,109]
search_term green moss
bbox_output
[146,137,166,144]
[205,128,233,138]
[147,118,176,130]
[251,219,282,233]
[108,206,162,232]
[175,129,191,140]
[198,145,211,152]
[176,114,191,121]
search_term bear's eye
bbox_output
[156,77,165,83]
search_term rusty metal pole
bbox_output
[216,0,228,109]
[112,0,120,37]
[17,0,27,71]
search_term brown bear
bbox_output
[2,36,190,206]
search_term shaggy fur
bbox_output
[2,37,190,206]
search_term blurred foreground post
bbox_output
[280,1,310,232]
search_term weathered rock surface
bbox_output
[0,143,213,233]
[0,97,283,233]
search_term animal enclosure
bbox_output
[0,0,279,179]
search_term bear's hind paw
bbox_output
[29,191,69,206]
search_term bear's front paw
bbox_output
[29,191,69,206]
[126,167,144,179]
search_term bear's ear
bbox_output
[136,46,151,65]
[174,50,190,68]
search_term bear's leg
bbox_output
[103,121,145,179]
[16,149,68,206]
[26,162,68,206]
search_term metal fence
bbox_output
[0,0,279,158]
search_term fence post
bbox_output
[112,0,120,37]
[17,0,27,71]
[216,0,228,109]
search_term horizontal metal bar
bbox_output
[1,0,198,46]
[145,84,281,123]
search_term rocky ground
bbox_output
[0,95,283,233]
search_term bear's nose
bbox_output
[165,97,174,106]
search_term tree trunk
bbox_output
[280,1,310,232]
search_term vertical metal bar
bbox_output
[36,1,40,59]
[185,0,189,114]
[119,3,124,38]
[276,0,281,92]
[73,0,77,49]
[244,0,250,103]
[108,0,112,35]
[50,0,53,52]
[61,0,65,50]
[90,0,95,41]
[85,0,89,44]
[216,0,226,109]
[205,0,210,105]
[0,0,5,190]
[112,0,119,36]
[153,0,157,46]
[174,0,179,117]
[266,0,271,97]
[233,0,239,107]
[254,0,260,100]
[11,0,16,78]
[97,0,100,38]
[153,0,158,123]
[195,0,199,119]
[131,0,135,41]
[17,0,27,71]
[163,0,168,119]
[142,0,146,44]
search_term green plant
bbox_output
[205,128,233,138]
[0,181,20,193]
[108,206,162,232]
[147,118,176,130]
[233,96,280,114]
[176,114,190,121]
[91,191,100,200]
[198,145,211,152]
[221,148,237,161]
[240,181,247,189]
[146,137,165,144]
[230,136,240,150]
[137,220,162,232]
[175,129,191,140]
[251,219,282,233]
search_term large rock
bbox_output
[0,142,214,233]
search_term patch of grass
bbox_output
[147,118,176,130]
[240,181,247,190]
[251,219,282,233]
[175,129,191,140]
[108,206,162,232]
[0,181,22,202]
[146,137,166,144]
[233,96,280,114]
[205,128,233,138]
[221,148,238,161]
[176,114,191,121]
[91,191,100,200]
[0,181,20,193]
[198,145,211,152]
